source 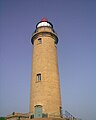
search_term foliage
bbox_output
[0,117,6,120]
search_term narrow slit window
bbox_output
[55,43,57,48]
[37,73,41,81]
[38,38,42,44]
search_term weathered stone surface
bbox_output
[30,25,62,117]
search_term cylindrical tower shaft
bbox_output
[30,18,62,118]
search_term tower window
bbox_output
[55,43,57,48]
[60,106,63,118]
[37,73,41,81]
[38,38,42,44]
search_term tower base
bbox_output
[6,113,67,120]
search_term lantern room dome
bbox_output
[37,22,51,28]
[36,17,53,28]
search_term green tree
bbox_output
[0,117,6,120]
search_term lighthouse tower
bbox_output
[30,18,62,118]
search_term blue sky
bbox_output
[0,0,96,120]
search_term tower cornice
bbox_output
[31,31,58,45]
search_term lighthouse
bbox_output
[6,18,80,120]
[30,18,62,118]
